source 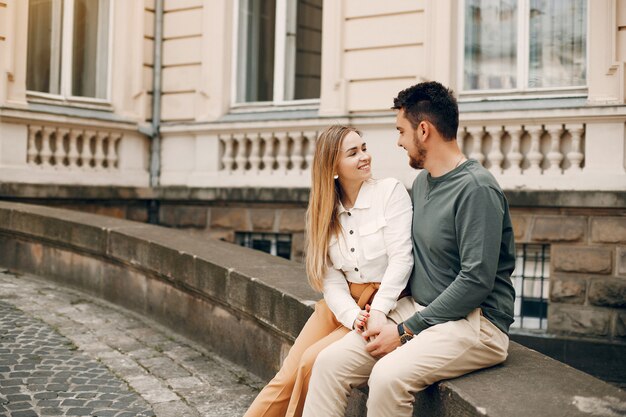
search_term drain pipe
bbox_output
[148,0,164,224]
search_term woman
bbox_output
[244,125,413,417]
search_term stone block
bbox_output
[107,229,152,267]
[193,259,229,301]
[159,205,207,228]
[0,205,12,230]
[591,217,626,243]
[615,312,626,339]
[279,209,306,232]
[531,216,586,242]
[618,247,626,276]
[210,207,249,230]
[552,246,612,275]
[291,232,305,263]
[127,205,149,223]
[511,215,529,241]
[250,209,276,231]
[147,242,196,286]
[549,276,587,304]
[548,304,611,336]
[588,279,626,308]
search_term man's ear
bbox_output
[419,121,430,142]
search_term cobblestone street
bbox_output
[0,270,262,417]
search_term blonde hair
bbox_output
[306,125,360,291]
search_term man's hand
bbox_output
[364,323,401,358]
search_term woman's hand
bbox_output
[353,306,370,334]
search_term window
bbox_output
[26,0,111,100]
[462,0,586,94]
[235,0,322,104]
[511,244,550,330]
[235,232,293,260]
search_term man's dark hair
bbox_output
[392,81,459,141]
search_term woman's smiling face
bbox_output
[336,131,372,183]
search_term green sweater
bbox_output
[403,159,516,336]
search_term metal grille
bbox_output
[235,232,292,260]
[511,244,550,330]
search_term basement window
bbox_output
[235,232,292,260]
[511,244,550,331]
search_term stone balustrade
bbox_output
[160,108,625,191]
[0,116,149,186]
[27,125,123,171]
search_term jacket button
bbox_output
[354,267,359,272]
[350,248,355,252]
[349,230,354,234]
[347,212,352,216]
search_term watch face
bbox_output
[400,334,413,345]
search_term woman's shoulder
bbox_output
[370,177,405,192]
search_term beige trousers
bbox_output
[302,297,510,417]
[243,283,381,417]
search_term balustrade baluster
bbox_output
[27,126,39,166]
[57,128,70,168]
[40,126,55,168]
[304,131,316,171]
[567,124,584,173]
[83,131,96,169]
[261,132,275,172]
[249,133,262,173]
[234,133,247,173]
[505,126,523,175]
[67,130,80,169]
[221,135,235,172]
[106,133,120,170]
[467,127,485,165]
[292,132,305,173]
[94,132,106,169]
[275,132,289,173]
[545,125,564,175]
[487,126,504,175]
[525,126,544,175]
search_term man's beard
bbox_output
[408,131,427,170]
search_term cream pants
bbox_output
[302,297,509,417]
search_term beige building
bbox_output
[0,1,625,341]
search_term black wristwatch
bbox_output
[397,322,414,345]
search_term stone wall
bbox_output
[512,208,626,342]
[2,184,625,344]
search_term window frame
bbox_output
[457,0,590,101]
[231,0,321,109]
[26,0,114,106]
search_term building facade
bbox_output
[0,0,625,342]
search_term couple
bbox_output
[245,81,516,417]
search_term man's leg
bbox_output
[302,330,375,417]
[366,308,509,417]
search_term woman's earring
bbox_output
[333,174,339,180]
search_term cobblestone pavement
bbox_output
[0,270,263,417]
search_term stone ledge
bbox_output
[0,201,624,416]
[1,184,626,208]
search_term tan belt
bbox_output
[348,282,411,309]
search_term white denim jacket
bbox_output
[323,177,414,329]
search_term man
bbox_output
[302,81,516,417]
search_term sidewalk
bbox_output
[0,270,262,417]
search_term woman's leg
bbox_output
[243,300,341,417]
[285,325,350,417]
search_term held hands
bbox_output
[353,304,370,334]
[364,323,402,358]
